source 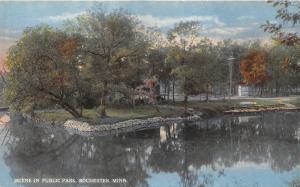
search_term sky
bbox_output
[148,162,300,187]
[0,1,294,65]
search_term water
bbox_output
[0,112,300,187]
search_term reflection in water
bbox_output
[0,112,300,187]
[160,123,180,143]
[295,128,300,141]
[0,114,10,125]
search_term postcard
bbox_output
[0,1,300,187]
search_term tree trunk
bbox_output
[66,108,81,118]
[100,92,107,118]
[99,82,107,118]
[167,80,170,102]
[206,84,209,102]
[132,94,136,109]
[184,95,188,115]
[40,88,82,118]
[172,78,175,103]
[223,85,226,100]
[80,105,83,116]
[277,86,279,96]
[164,83,167,100]
[206,92,209,102]
[60,102,81,118]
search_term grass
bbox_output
[37,111,73,122]
[172,98,277,109]
[36,98,285,124]
[36,105,182,124]
[170,98,281,116]
[284,98,300,107]
[106,105,181,118]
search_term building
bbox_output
[237,84,259,96]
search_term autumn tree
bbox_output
[5,25,84,118]
[68,9,149,117]
[240,50,270,95]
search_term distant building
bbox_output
[237,84,258,96]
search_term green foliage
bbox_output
[5,6,300,120]
[5,25,83,117]
[67,8,149,116]
[262,0,300,46]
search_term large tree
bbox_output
[5,25,84,118]
[267,45,295,95]
[68,9,149,117]
[167,21,202,114]
[195,39,224,101]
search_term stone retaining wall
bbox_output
[63,115,201,136]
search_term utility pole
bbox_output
[227,56,236,101]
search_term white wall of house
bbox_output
[238,85,249,96]
[238,85,258,96]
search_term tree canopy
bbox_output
[5,4,300,118]
[67,9,149,117]
[5,26,84,118]
[240,50,270,87]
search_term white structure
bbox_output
[238,85,249,96]
[237,84,258,96]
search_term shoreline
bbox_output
[7,98,300,136]
[62,115,202,136]
[55,106,300,136]
[224,106,300,115]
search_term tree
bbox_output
[262,0,300,46]
[143,28,172,102]
[240,50,270,95]
[212,39,257,98]
[267,45,295,95]
[167,21,202,114]
[5,25,83,118]
[166,48,182,102]
[195,39,223,101]
[68,9,149,117]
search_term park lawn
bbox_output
[36,105,182,124]
[283,98,300,107]
[106,106,181,118]
[171,98,279,114]
[36,98,281,124]
[230,98,279,107]
[172,99,276,108]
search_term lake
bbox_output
[0,112,300,187]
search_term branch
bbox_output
[86,49,107,58]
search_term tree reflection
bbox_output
[2,112,300,187]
